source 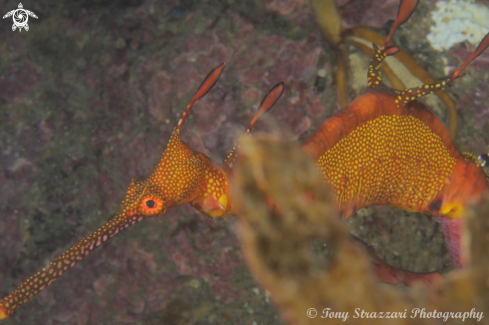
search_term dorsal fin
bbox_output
[450,33,489,81]
[176,63,225,129]
[223,83,284,172]
[246,82,285,133]
[383,0,419,49]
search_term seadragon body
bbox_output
[302,88,489,268]
[1,0,489,319]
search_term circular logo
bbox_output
[3,3,38,32]
[13,9,28,28]
[307,308,318,318]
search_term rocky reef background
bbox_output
[1,0,489,324]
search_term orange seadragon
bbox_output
[0,64,284,320]
[301,0,489,270]
[1,0,489,319]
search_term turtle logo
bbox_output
[3,3,38,32]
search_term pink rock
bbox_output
[0,61,39,104]
[209,280,244,304]
[337,0,399,28]
[147,70,173,126]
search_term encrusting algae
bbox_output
[2,0,489,322]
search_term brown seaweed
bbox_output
[311,0,459,138]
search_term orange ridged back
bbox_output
[302,89,464,218]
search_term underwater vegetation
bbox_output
[234,134,489,325]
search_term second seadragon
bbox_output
[2,0,489,320]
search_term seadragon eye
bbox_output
[146,200,155,208]
[140,197,163,215]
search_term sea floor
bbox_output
[0,0,488,324]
